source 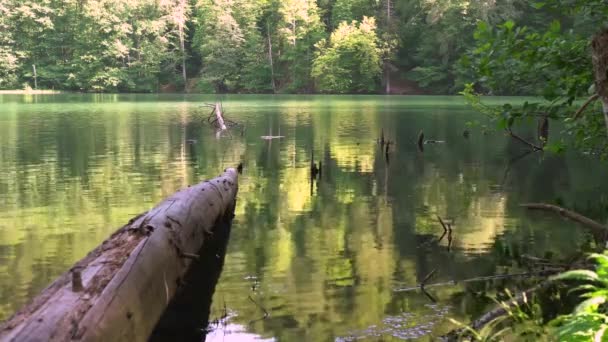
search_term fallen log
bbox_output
[0,168,239,342]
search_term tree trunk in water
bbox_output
[592,29,608,136]
[0,168,239,342]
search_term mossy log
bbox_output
[0,168,239,342]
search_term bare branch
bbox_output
[521,202,608,234]
[572,94,600,120]
[507,128,543,151]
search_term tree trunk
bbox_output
[267,22,276,93]
[0,168,239,342]
[591,29,608,136]
[32,64,37,89]
[180,27,187,88]
[178,0,188,91]
[385,64,391,94]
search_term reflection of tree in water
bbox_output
[211,100,608,341]
[2,96,608,340]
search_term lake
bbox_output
[0,94,607,340]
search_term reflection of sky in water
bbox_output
[207,325,276,342]
[206,313,276,342]
[1,94,607,340]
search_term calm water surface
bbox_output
[1,94,607,340]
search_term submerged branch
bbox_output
[247,295,269,324]
[394,270,560,293]
[521,203,608,234]
[507,128,543,151]
[437,215,449,233]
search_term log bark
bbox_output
[0,168,239,342]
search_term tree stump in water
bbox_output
[0,168,239,342]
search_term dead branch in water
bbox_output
[537,115,549,146]
[420,269,437,288]
[507,128,543,151]
[521,203,608,234]
[436,215,454,252]
[247,295,269,325]
[394,270,560,294]
[437,215,450,233]
[203,102,244,135]
[417,130,424,152]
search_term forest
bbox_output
[4,0,608,340]
[0,0,600,94]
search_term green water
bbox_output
[0,94,607,340]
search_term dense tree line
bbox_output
[0,0,584,94]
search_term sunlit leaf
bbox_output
[551,270,599,282]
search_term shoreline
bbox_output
[0,90,65,94]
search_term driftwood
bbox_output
[521,203,608,234]
[0,168,239,342]
[261,127,284,140]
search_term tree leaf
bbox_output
[551,270,599,282]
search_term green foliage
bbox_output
[397,0,524,93]
[0,1,19,88]
[550,253,608,341]
[0,0,604,94]
[407,66,448,89]
[449,289,551,341]
[330,0,376,29]
[312,17,381,93]
[276,0,325,92]
[458,0,608,157]
[458,19,591,97]
[451,251,608,341]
